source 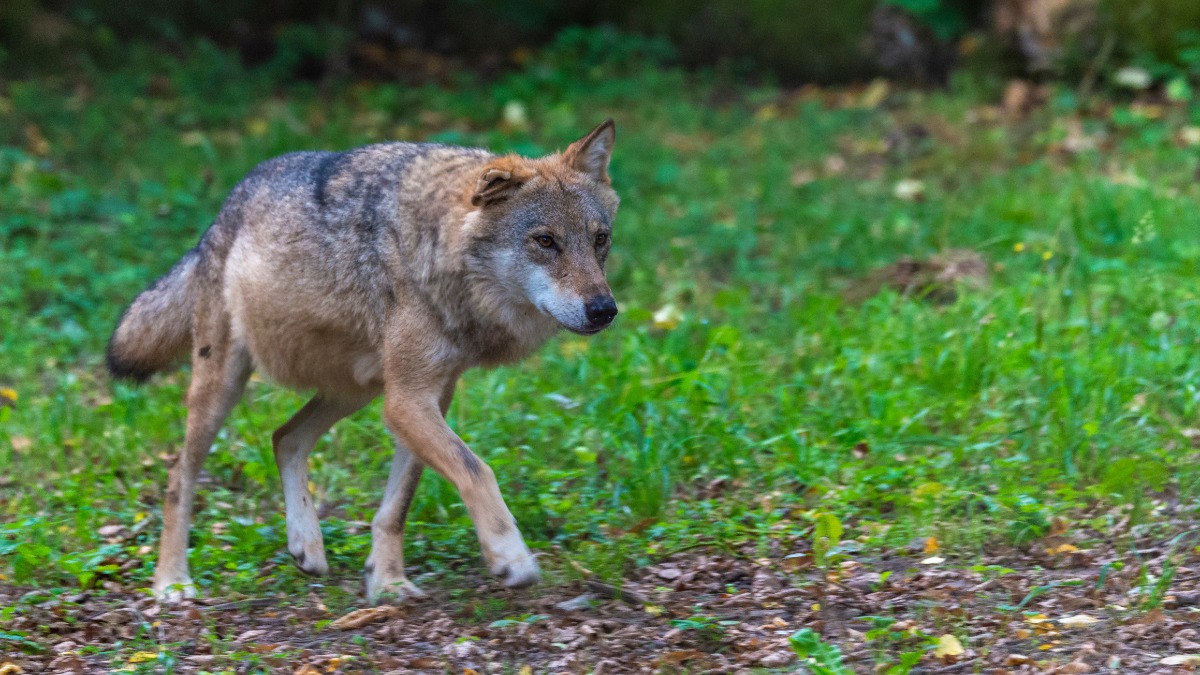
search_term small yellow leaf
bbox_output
[518,667,533,675]
[923,536,940,554]
[0,663,24,675]
[860,79,890,108]
[128,652,158,663]
[1051,543,1079,554]
[1058,614,1100,628]
[754,104,779,121]
[1025,613,1051,623]
[811,603,821,611]
[1039,644,1053,650]
[0,387,17,403]
[934,634,965,658]
[464,669,480,675]
[644,604,664,616]
[652,304,684,330]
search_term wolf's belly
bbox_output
[245,324,383,396]
[223,248,385,397]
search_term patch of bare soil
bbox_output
[3,537,1198,674]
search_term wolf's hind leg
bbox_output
[273,394,372,576]
[154,336,251,603]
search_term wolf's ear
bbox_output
[562,119,615,184]
[472,161,531,207]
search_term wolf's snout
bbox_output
[584,295,618,328]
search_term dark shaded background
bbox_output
[2,1,1199,86]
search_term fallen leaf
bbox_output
[97,524,125,537]
[658,650,706,664]
[934,634,965,658]
[652,304,684,330]
[893,178,925,201]
[1058,614,1100,628]
[553,593,596,611]
[518,668,532,675]
[920,556,945,565]
[1059,660,1093,673]
[656,567,682,580]
[923,536,940,554]
[327,605,399,630]
[1161,655,1200,666]
[294,667,321,675]
[0,664,23,675]
[860,79,890,108]
[127,652,158,664]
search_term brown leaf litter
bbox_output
[3,527,1198,674]
[844,248,991,305]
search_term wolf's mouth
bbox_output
[568,323,610,336]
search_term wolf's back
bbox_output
[106,249,200,383]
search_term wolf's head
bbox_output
[465,120,620,335]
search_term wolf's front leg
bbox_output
[382,390,540,591]
[364,440,428,603]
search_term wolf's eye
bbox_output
[534,234,555,248]
[595,232,609,247]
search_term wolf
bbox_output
[106,121,620,603]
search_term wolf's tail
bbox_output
[106,251,200,383]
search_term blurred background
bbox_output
[3,0,1200,87]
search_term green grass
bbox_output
[3,30,1200,607]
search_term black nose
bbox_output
[584,295,618,326]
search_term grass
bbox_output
[2,28,1200,659]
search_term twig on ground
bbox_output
[585,580,648,605]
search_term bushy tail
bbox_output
[106,251,199,383]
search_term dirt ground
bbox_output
[3,529,1199,675]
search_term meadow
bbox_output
[2,30,1200,673]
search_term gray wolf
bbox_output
[106,121,619,603]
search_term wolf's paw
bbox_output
[152,575,198,604]
[289,540,329,577]
[364,563,426,605]
[487,538,540,589]
[286,515,328,576]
